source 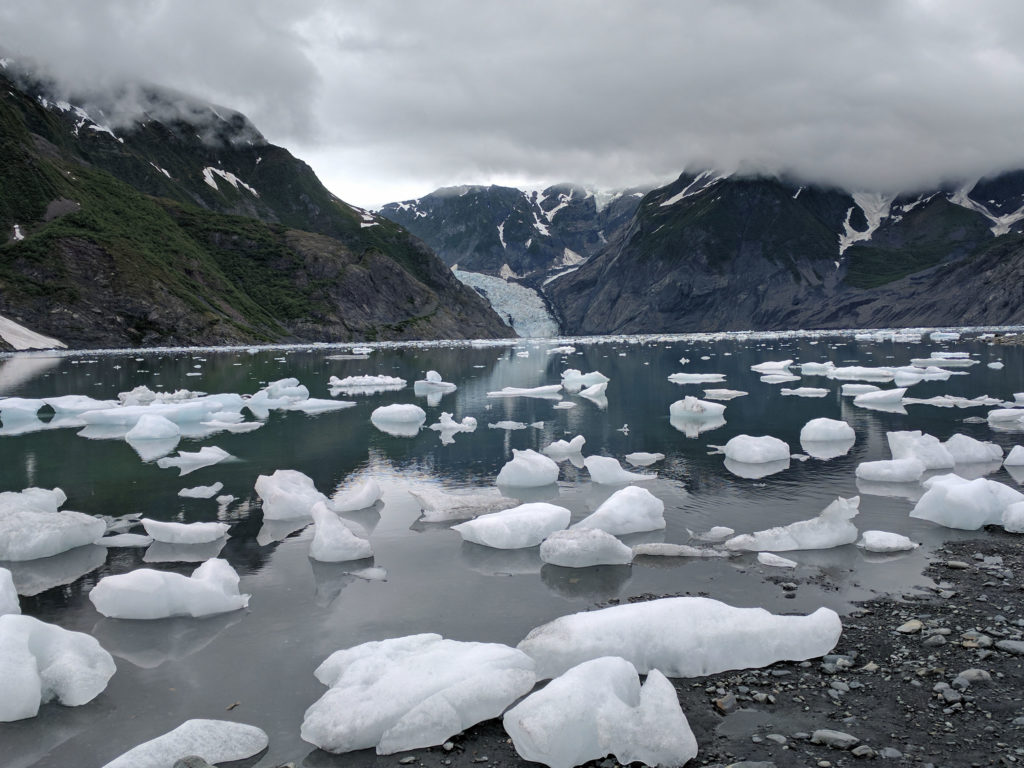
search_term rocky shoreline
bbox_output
[260,531,1023,768]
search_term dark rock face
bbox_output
[0,67,512,349]
[378,184,646,277]
[546,172,1024,334]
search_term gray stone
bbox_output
[896,620,923,634]
[945,560,971,569]
[443,742,455,752]
[766,733,788,745]
[811,729,860,749]
[957,668,992,684]
[923,634,947,648]
[996,639,1024,655]
[715,693,739,714]
[941,688,963,703]
[851,745,877,758]
[879,747,903,759]
[399,757,417,765]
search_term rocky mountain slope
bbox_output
[0,63,513,349]
[545,171,1024,334]
[378,183,647,277]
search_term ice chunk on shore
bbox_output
[302,634,536,754]
[856,530,919,552]
[255,469,329,520]
[331,478,383,513]
[452,503,570,549]
[543,435,586,459]
[1,567,19,615]
[725,497,859,552]
[141,518,229,544]
[943,434,1003,464]
[371,404,426,437]
[856,458,925,483]
[887,430,955,469]
[0,614,116,721]
[411,488,517,522]
[624,451,664,467]
[89,558,250,619]
[909,474,1024,530]
[758,552,798,568]
[540,528,633,567]
[561,369,609,393]
[497,449,559,487]
[1004,502,1024,533]
[517,596,842,679]
[177,482,224,499]
[487,385,563,398]
[800,418,854,443]
[100,719,269,768]
[723,435,789,464]
[503,657,696,768]
[310,502,373,562]
[583,456,656,484]
[1005,446,1024,466]
[0,488,105,561]
[573,486,665,535]
[156,446,232,476]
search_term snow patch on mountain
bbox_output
[838,192,893,255]
[950,182,1024,236]
[0,313,66,350]
[454,270,558,338]
[202,167,259,197]
[659,171,728,207]
[562,248,585,266]
[497,220,507,249]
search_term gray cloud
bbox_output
[4,0,1024,205]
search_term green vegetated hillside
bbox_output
[0,68,512,349]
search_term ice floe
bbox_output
[887,430,955,469]
[331,478,383,513]
[414,371,457,406]
[573,486,665,535]
[828,366,895,382]
[1005,446,1024,466]
[517,596,842,679]
[156,446,232,476]
[750,359,793,374]
[856,531,919,553]
[0,488,105,561]
[328,375,406,396]
[487,385,563,399]
[855,458,926,483]
[583,456,656,484]
[100,719,269,768]
[255,469,329,520]
[542,435,586,460]
[703,388,747,400]
[503,657,696,768]
[722,435,790,464]
[371,404,427,437]
[0,614,116,721]
[624,451,664,467]
[497,449,559,487]
[909,474,1024,530]
[725,497,860,552]
[89,558,250,619]
[95,533,153,548]
[301,634,536,754]
[452,503,570,549]
[781,387,829,398]
[561,369,609,393]
[310,502,373,562]
[177,482,224,499]
[669,396,726,437]
[943,434,1003,464]
[540,528,633,567]
[668,372,727,384]
[410,488,517,523]
[141,518,228,544]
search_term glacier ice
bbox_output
[1,567,19,615]
[0,397,45,421]
[583,456,656,484]
[331,478,383,513]
[828,366,895,382]
[428,412,477,443]
[497,449,560,487]
[624,451,664,466]
[799,362,835,375]
[855,458,926,483]
[988,408,1024,428]
[156,446,232,476]
[1004,502,1024,533]
[490,420,528,430]
[0,613,116,721]
[540,528,633,567]
[854,388,907,408]
[328,374,406,396]
[760,373,801,384]
[722,435,790,464]
[452,502,571,549]
[177,482,224,499]
[840,383,880,396]
[725,497,860,552]
[800,418,854,443]
[750,359,792,373]
[543,435,586,460]
[887,430,955,469]
[1005,445,1024,466]
[414,372,457,404]
[668,372,726,384]
[301,633,536,754]
[856,530,919,552]
[95,533,153,548]
[140,518,229,544]
[503,657,697,768]
[517,596,842,679]
[669,396,727,437]
[909,474,1024,530]
[781,387,829,398]
[282,398,356,413]
[124,414,180,441]
[411,488,517,522]
[371,403,427,436]
[702,388,747,400]
[487,385,563,399]
[100,719,269,768]
[255,469,329,520]
[573,486,665,535]
[757,552,798,568]
[943,434,1003,464]
[89,558,250,619]
[310,502,373,562]
[0,487,105,561]
[561,369,609,393]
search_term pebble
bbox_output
[715,693,738,714]
[399,757,417,765]
[811,729,860,749]
[765,733,787,745]
[897,620,924,634]
[443,742,455,752]
[851,745,876,758]
[923,634,947,647]
[995,639,1024,655]
[945,560,971,569]
[879,747,903,759]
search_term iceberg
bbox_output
[517,596,842,679]
[1,567,19,615]
[573,486,665,535]
[155,446,232,476]
[583,456,656,484]
[140,518,229,544]
[840,383,880,396]
[988,408,1024,428]
[497,449,559,487]
[547,345,576,355]
[668,396,726,437]
[760,373,801,383]
[487,385,563,399]
[410,488,517,523]
[1005,445,1024,466]
[310,502,373,562]
[887,430,955,469]
[827,366,895,382]
[800,418,854,443]
[177,482,224,499]
[561,369,609,393]
[758,552,798,568]
[540,528,633,567]
[371,403,426,437]
[95,533,153,548]
[0,614,116,722]
[668,372,726,384]
[124,414,180,441]
[328,374,406,396]
[331,478,383,513]
[0,487,105,561]
[799,362,835,375]
[909,474,1024,530]
[725,497,860,552]
[856,531,919,552]
[255,469,329,520]
[301,634,536,754]
[282,398,356,413]
[854,388,907,409]
[781,387,829,397]
[89,558,250,619]
[100,719,269,768]
[0,397,45,421]
[489,420,528,430]
[702,388,747,400]
[624,451,664,467]
[855,458,925,483]
[722,434,789,464]
[452,503,571,549]
[503,657,696,768]
[1004,502,1024,533]
[542,435,586,460]
[943,434,1003,464]
[750,359,793,373]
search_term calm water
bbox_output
[1,331,1021,767]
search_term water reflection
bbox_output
[92,612,244,668]
[459,541,543,576]
[801,439,855,460]
[143,538,228,563]
[540,563,632,600]
[3,545,107,595]
[724,457,791,479]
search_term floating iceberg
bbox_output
[722,435,789,464]
[583,456,656,484]
[855,458,925,483]
[89,558,250,619]
[517,596,842,679]
[840,383,880,396]
[799,362,835,375]
[547,345,576,355]
[828,366,895,382]
[909,474,1024,530]
[1004,502,1024,533]
[156,446,232,476]
[702,388,747,400]
[542,435,586,460]
[331,478,383,513]
[410,488,517,522]
[758,552,798,568]
[255,469,329,520]
[800,418,854,443]
[854,388,907,409]
[1,567,19,615]
[988,408,1024,428]
[503,657,696,768]
[856,531,919,552]
[43,395,117,414]
[561,369,609,393]
[414,371,457,405]
[100,719,269,768]
[371,403,427,437]
[887,430,955,469]
[573,486,665,535]
[310,502,373,562]
[177,482,224,499]
[943,434,1003,464]
[497,449,559,487]
[283,398,356,414]
[0,614,116,722]
[781,387,829,398]
[0,487,105,561]
[487,385,563,398]
[1005,446,1024,466]
[725,497,860,552]
[668,372,726,384]
[750,359,793,373]
[760,373,801,383]
[301,634,536,754]
[668,396,726,437]
[0,397,45,421]
[540,528,633,567]
[624,451,664,467]
[141,518,228,544]
[489,420,528,430]
[124,414,180,441]
[328,375,406,396]
[452,503,570,549]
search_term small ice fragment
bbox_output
[371,404,426,437]
[310,502,373,562]
[781,387,829,398]
[95,533,153,548]
[497,449,559,487]
[410,488,517,522]
[722,435,790,464]
[331,478,383,513]
[758,552,798,568]
[141,518,228,544]
[156,446,232,476]
[539,528,633,567]
[725,497,860,552]
[624,451,664,467]
[177,482,224,499]
[856,531,919,552]
[100,719,268,768]
[573,486,665,534]
[255,469,329,520]
[452,503,571,549]
[583,456,656,484]
[855,458,926,483]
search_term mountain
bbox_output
[545,170,1024,333]
[0,63,512,349]
[378,183,647,277]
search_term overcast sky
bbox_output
[4,0,1024,207]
